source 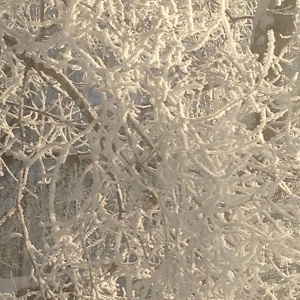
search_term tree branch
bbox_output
[3,33,98,127]
[225,9,254,24]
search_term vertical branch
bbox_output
[14,69,51,299]
[251,0,296,61]
[36,0,46,42]
[251,0,276,61]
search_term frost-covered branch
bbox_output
[1,1,300,299]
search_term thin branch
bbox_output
[0,205,17,228]
[5,100,86,130]
[15,69,50,299]
[35,0,46,42]
[127,113,155,150]
[225,9,254,24]
[3,33,98,126]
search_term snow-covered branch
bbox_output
[0,1,300,299]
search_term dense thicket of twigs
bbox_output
[1,0,300,299]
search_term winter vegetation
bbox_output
[0,0,300,299]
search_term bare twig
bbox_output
[225,9,254,24]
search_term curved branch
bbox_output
[3,33,98,127]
